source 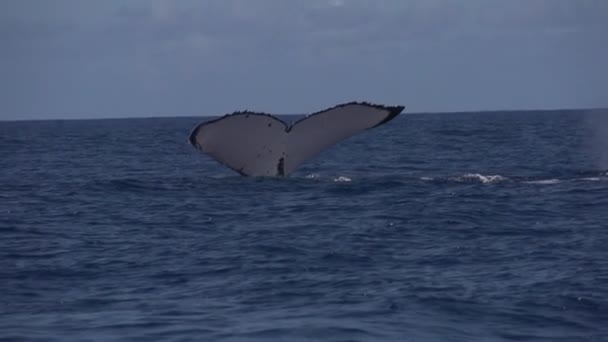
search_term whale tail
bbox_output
[189,102,405,176]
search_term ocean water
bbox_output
[1,109,608,341]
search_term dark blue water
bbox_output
[2,110,608,341]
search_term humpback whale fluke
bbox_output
[189,101,405,176]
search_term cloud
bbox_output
[6,0,601,59]
[0,0,607,119]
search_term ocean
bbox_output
[1,109,607,341]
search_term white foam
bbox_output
[334,176,352,182]
[420,176,434,181]
[305,173,319,179]
[578,177,601,181]
[524,179,561,185]
[457,173,507,184]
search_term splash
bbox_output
[454,173,508,184]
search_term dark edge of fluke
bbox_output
[188,101,405,147]
[287,101,405,132]
[372,104,405,128]
[188,111,290,148]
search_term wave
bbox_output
[523,179,562,185]
[300,170,608,186]
[420,173,508,184]
[75,170,607,194]
[420,170,608,185]
[453,173,508,184]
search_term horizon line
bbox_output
[1,106,607,123]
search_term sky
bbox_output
[1,0,607,120]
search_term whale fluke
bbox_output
[189,101,405,176]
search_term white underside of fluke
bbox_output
[189,102,405,176]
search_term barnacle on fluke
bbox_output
[189,101,405,176]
